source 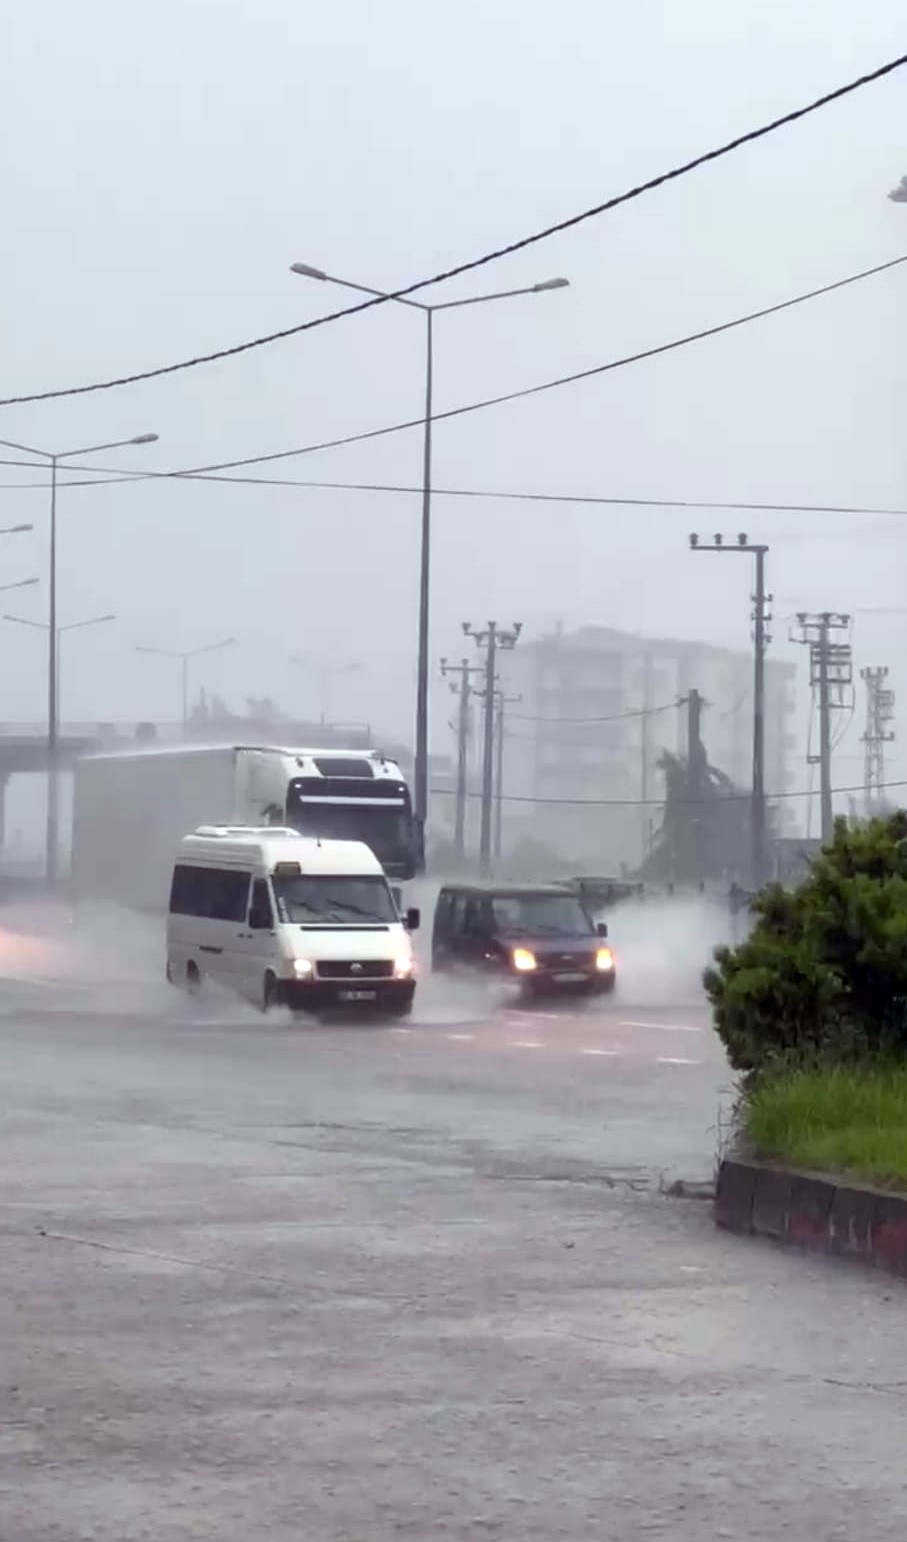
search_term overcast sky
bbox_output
[1,0,906,793]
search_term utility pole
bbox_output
[689,532,771,887]
[470,681,523,866]
[440,656,483,860]
[685,688,709,883]
[493,688,522,864]
[860,666,895,815]
[463,621,521,874]
[792,612,852,842]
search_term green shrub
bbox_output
[704,811,907,1074]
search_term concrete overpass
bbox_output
[0,722,183,778]
[0,723,182,849]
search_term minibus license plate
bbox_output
[338,988,377,1002]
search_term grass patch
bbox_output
[745,1063,907,1190]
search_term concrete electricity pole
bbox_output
[492,688,522,864]
[860,666,895,814]
[688,533,771,886]
[792,612,852,841]
[440,656,483,860]
[463,621,521,874]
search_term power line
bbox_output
[509,698,681,725]
[432,775,907,809]
[3,455,907,528]
[3,245,906,505]
[4,460,905,528]
[7,456,907,530]
[2,50,905,409]
[147,252,907,479]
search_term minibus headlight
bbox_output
[293,958,314,977]
[394,954,415,978]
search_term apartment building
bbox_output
[502,624,798,869]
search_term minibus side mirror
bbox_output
[405,906,421,932]
[596,920,608,938]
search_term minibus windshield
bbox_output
[272,873,398,925]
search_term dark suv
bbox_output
[431,882,616,996]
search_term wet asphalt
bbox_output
[2,907,907,1538]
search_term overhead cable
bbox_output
[2,49,905,406]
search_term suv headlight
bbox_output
[512,947,537,972]
[595,947,615,972]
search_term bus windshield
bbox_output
[272,873,398,925]
[284,792,415,878]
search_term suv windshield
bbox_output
[272,874,398,924]
[490,893,593,936]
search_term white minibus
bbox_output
[166,826,419,1015]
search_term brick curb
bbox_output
[715,1157,907,1279]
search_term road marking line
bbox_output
[511,1040,544,1049]
[506,1010,561,1022]
[0,975,69,988]
[580,1047,621,1056]
[620,1020,702,1033]
[389,1027,414,1035]
[446,1032,475,1041]
[657,1056,698,1065]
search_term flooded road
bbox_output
[2,905,906,1537]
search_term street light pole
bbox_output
[135,637,236,730]
[48,456,58,867]
[289,262,569,857]
[416,305,434,830]
[289,656,361,727]
[0,432,158,883]
[4,613,116,775]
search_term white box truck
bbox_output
[71,743,421,912]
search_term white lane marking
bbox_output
[657,1056,698,1065]
[580,1047,621,1057]
[0,975,83,988]
[446,1032,475,1041]
[620,1020,702,1033]
[389,1027,414,1035]
[511,1040,544,1049]
[505,1011,561,1023]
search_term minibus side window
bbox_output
[168,863,249,921]
[169,864,197,914]
[249,878,274,931]
[205,870,250,923]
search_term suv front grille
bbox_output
[316,960,395,980]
